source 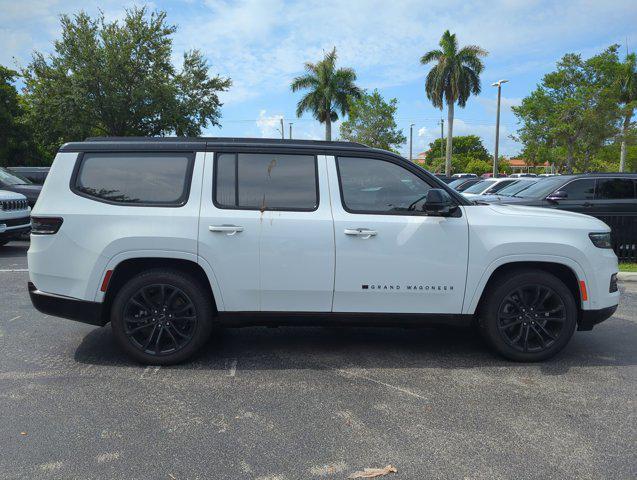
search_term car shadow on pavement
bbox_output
[73,315,637,374]
[0,241,29,259]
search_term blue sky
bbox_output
[2,0,636,158]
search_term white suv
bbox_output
[28,138,620,364]
[0,190,30,246]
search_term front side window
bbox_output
[214,153,318,211]
[75,152,193,205]
[559,179,595,200]
[596,178,635,200]
[337,156,432,213]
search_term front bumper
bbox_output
[0,225,31,240]
[577,304,618,331]
[28,282,106,326]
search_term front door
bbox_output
[327,155,469,314]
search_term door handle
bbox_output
[344,228,377,238]
[209,225,244,235]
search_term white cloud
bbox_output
[255,109,284,138]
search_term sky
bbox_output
[1,0,636,158]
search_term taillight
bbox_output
[31,217,64,235]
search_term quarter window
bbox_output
[214,153,318,211]
[74,152,193,205]
[595,178,635,200]
[559,179,595,200]
[337,156,432,213]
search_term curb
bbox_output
[618,272,637,283]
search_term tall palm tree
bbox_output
[291,48,361,141]
[618,52,636,172]
[421,31,488,176]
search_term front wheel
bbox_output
[111,269,214,365]
[479,269,578,362]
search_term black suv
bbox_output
[497,173,637,259]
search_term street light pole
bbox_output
[289,122,293,139]
[409,123,415,161]
[280,118,285,139]
[491,79,508,176]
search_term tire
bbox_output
[478,269,578,362]
[111,269,214,365]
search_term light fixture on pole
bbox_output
[491,79,508,176]
[409,123,415,161]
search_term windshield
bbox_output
[512,176,567,198]
[447,178,467,188]
[497,180,538,196]
[0,167,32,186]
[463,179,496,194]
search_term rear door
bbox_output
[198,151,334,313]
[328,155,468,314]
[594,177,636,216]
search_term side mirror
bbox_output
[547,190,567,202]
[423,189,455,216]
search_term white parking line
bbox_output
[0,268,28,272]
[8,315,21,322]
[227,358,238,377]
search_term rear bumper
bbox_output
[28,282,106,326]
[578,304,618,331]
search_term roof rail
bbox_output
[84,136,368,148]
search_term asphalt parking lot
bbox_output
[0,241,635,480]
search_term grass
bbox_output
[619,263,637,272]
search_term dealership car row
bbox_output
[1,164,635,253]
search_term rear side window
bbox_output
[560,179,595,200]
[596,178,635,199]
[214,153,318,211]
[74,152,193,206]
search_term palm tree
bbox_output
[421,31,488,176]
[291,48,361,141]
[618,52,636,172]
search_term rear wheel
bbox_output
[479,269,578,361]
[111,269,214,365]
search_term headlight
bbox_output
[589,232,612,249]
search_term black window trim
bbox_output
[334,154,462,217]
[212,151,320,212]
[70,151,196,207]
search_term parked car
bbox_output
[509,173,538,178]
[538,173,559,177]
[497,173,637,260]
[461,178,521,199]
[473,178,540,203]
[29,137,619,364]
[0,166,42,207]
[8,166,50,185]
[447,177,482,192]
[434,174,454,183]
[452,173,478,178]
[0,190,31,246]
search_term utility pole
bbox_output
[492,79,508,176]
[280,118,285,139]
[439,119,444,159]
[289,123,293,140]
[409,124,414,161]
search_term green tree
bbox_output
[21,7,231,161]
[512,46,621,173]
[421,30,488,177]
[424,135,490,162]
[464,158,491,175]
[339,89,406,152]
[0,66,39,166]
[291,47,361,141]
[617,52,636,172]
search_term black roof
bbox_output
[60,137,371,153]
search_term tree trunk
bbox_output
[325,118,332,141]
[445,101,454,177]
[566,141,574,174]
[620,113,630,172]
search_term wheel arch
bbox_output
[466,257,587,317]
[98,254,223,324]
